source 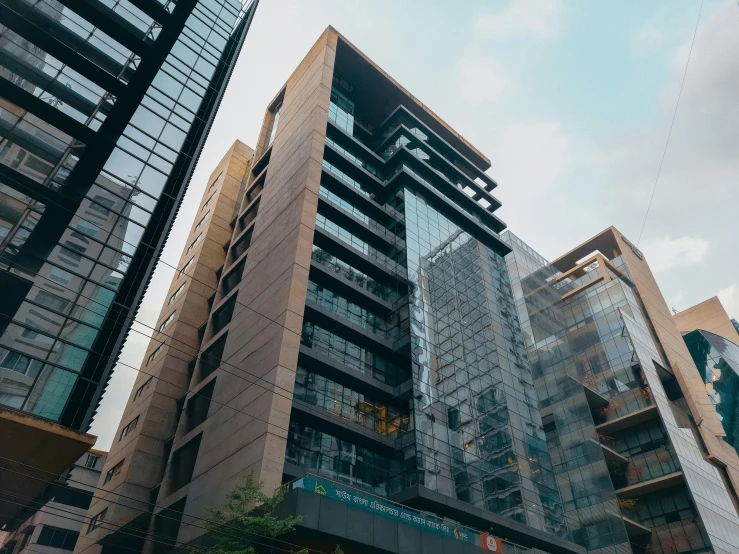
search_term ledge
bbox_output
[0,407,96,526]
[595,405,659,434]
[588,438,628,466]
[621,515,651,538]
[615,471,685,499]
[391,485,586,554]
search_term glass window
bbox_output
[267,103,281,147]
[147,344,163,364]
[119,415,139,440]
[169,284,185,305]
[133,377,152,400]
[103,460,123,484]
[84,454,100,469]
[87,508,107,533]
[37,525,79,551]
[158,311,176,332]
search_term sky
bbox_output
[90,0,739,449]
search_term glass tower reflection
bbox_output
[0,0,258,430]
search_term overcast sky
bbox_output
[90,0,739,449]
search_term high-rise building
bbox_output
[82,27,586,554]
[0,0,258,528]
[0,450,107,554]
[504,227,739,554]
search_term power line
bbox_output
[636,0,704,247]
[0,491,322,554]
[1,254,599,528]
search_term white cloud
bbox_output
[458,58,511,104]
[492,121,569,199]
[632,24,664,54]
[641,236,709,272]
[718,284,739,320]
[475,0,564,40]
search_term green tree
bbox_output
[204,473,308,554]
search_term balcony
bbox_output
[594,404,659,434]
[588,438,629,467]
[615,471,685,499]
[616,513,652,539]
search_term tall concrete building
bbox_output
[81,27,590,554]
[504,228,739,554]
[0,0,258,528]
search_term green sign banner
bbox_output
[294,476,484,547]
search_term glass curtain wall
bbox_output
[0,0,256,423]
[403,190,565,536]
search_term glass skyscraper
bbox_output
[0,0,258,529]
[504,229,739,554]
[683,329,739,452]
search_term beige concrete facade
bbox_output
[169,28,336,545]
[75,141,253,554]
[673,296,739,343]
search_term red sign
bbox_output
[481,534,502,552]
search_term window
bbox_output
[179,257,194,277]
[49,266,73,285]
[37,526,79,550]
[148,344,163,364]
[194,212,209,232]
[84,454,100,469]
[60,241,86,262]
[87,508,107,533]
[211,295,236,335]
[20,326,54,344]
[89,195,116,217]
[267,103,282,147]
[34,290,70,313]
[186,233,202,254]
[158,311,176,332]
[133,377,153,400]
[119,416,139,440]
[208,173,221,193]
[169,284,185,305]
[74,222,98,237]
[202,193,216,211]
[0,348,43,377]
[103,461,123,484]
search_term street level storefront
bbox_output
[272,475,584,554]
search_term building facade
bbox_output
[0,450,107,554]
[504,228,739,554]
[82,27,586,554]
[673,297,739,344]
[0,0,258,527]
[676,296,739,457]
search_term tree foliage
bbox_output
[203,473,307,554]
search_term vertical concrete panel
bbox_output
[175,29,337,545]
[76,142,253,554]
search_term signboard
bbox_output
[482,534,503,552]
[294,476,504,552]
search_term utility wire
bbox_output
[1,255,579,526]
[0,492,322,554]
[1,250,602,528]
[636,0,704,247]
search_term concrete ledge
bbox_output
[615,471,685,499]
[0,407,96,526]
